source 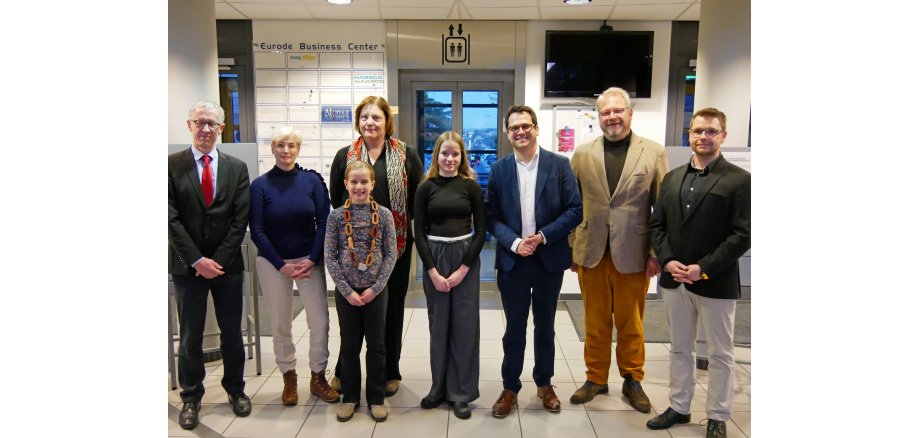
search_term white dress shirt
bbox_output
[510,150,546,252]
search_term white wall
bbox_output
[523,20,673,148]
[168,0,219,144]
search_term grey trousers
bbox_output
[256,256,330,374]
[423,237,481,403]
[663,284,736,421]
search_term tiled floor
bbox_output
[168,292,751,437]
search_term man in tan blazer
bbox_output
[569,87,669,413]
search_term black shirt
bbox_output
[603,132,632,196]
[680,154,722,217]
[413,175,486,270]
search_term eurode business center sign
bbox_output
[256,42,382,52]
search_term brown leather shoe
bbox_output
[622,374,651,413]
[311,371,341,403]
[569,380,609,404]
[537,385,561,412]
[491,389,517,418]
[281,370,298,406]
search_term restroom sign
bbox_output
[442,23,470,65]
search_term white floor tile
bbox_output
[397,357,432,381]
[731,411,751,437]
[479,322,506,339]
[167,416,196,437]
[644,342,671,362]
[479,339,505,359]
[478,358,504,382]
[399,338,430,358]
[369,407,449,438]
[555,323,581,341]
[479,310,505,325]
[295,404,376,438]
[447,408,522,434]
[557,340,585,361]
[519,408,597,438]
[585,409,669,437]
[222,404,312,438]
[403,323,430,339]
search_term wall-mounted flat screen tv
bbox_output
[544,30,654,99]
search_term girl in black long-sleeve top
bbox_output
[413,131,486,419]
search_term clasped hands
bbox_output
[428,264,470,293]
[665,261,703,284]
[515,233,544,257]
[280,259,315,279]
[346,288,378,306]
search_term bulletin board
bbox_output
[552,105,600,159]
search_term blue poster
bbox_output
[321,106,353,123]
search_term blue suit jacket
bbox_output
[486,147,583,273]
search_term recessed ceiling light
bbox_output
[563,0,592,4]
[328,0,352,4]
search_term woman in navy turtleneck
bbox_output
[249,127,339,406]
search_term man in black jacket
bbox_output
[168,100,252,430]
[646,108,751,438]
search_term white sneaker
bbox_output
[336,402,356,422]
[370,404,388,422]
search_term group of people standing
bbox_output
[169,88,749,438]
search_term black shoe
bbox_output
[450,401,471,419]
[706,419,727,438]
[646,407,691,430]
[622,374,652,413]
[228,392,252,417]
[179,402,200,430]
[420,397,444,409]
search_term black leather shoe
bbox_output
[706,419,727,438]
[228,392,252,417]
[646,407,691,430]
[179,402,200,430]
[450,401,471,419]
[420,397,444,409]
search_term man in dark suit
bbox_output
[168,100,252,430]
[646,108,751,438]
[486,105,582,418]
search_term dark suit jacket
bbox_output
[168,147,251,276]
[486,148,583,273]
[649,155,751,299]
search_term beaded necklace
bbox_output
[342,198,380,271]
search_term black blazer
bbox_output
[168,148,251,276]
[649,156,750,299]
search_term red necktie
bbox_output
[201,155,214,207]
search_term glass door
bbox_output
[403,74,513,291]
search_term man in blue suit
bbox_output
[486,105,582,418]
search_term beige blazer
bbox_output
[570,133,669,273]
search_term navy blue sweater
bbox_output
[250,165,331,270]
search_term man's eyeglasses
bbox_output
[689,128,722,138]
[192,120,221,130]
[600,108,628,117]
[508,123,535,133]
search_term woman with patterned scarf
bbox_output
[328,96,424,397]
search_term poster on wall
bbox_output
[252,20,387,182]
[553,106,600,159]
